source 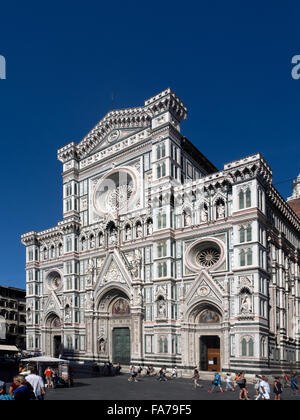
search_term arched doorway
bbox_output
[183,302,223,372]
[45,313,62,358]
[198,308,221,371]
[96,289,132,365]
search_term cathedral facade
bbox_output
[22,88,300,375]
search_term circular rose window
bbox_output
[46,271,62,291]
[185,238,224,272]
[93,167,138,216]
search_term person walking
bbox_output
[273,377,283,400]
[192,368,201,389]
[172,366,178,379]
[128,365,138,383]
[44,366,54,389]
[157,366,167,381]
[259,376,270,400]
[291,375,299,395]
[237,372,250,400]
[26,368,46,400]
[209,372,223,393]
[224,373,234,392]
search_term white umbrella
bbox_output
[22,356,69,363]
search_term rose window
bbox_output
[196,248,221,268]
[93,168,138,216]
[185,238,224,272]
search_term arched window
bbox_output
[246,188,251,207]
[247,249,253,265]
[240,249,246,266]
[43,247,48,260]
[50,245,55,259]
[241,338,247,356]
[239,190,245,209]
[58,243,63,256]
[81,237,86,251]
[248,338,254,356]
[240,227,245,243]
[246,225,252,241]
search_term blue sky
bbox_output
[0,0,299,288]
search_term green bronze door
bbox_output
[113,328,130,364]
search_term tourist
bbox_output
[273,377,283,400]
[0,382,14,400]
[26,368,46,400]
[13,375,34,400]
[291,375,299,395]
[236,372,249,400]
[259,376,270,400]
[115,363,122,375]
[128,365,138,383]
[192,368,201,389]
[157,366,167,381]
[137,365,143,377]
[253,375,262,399]
[209,372,223,393]
[146,365,155,376]
[224,373,234,392]
[172,366,178,378]
[44,366,54,388]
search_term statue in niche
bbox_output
[125,226,132,241]
[86,259,96,286]
[240,292,252,314]
[86,292,94,310]
[147,220,153,235]
[157,298,167,318]
[109,228,117,246]
[201,206,208,222]
[184,212,192,227]
[64,306,71,322]
[136,223,143,238]
[131,250,142,279]
[90,236,95,249]
[99,233,104,246]
[216,202,225,219]
[99,338,106,353]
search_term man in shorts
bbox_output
[44,366,54,389]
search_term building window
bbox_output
[157,241,167,258]
[157,262,167,278]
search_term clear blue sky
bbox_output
[0,0,299,289]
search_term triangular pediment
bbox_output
[44,292,62,316]
[94,249,133,297]
[87,127,146,156]
[185,270,224,307]
[76,107,151,159]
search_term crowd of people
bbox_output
[126,364,299,400]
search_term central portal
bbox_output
[112,327,130,364]
[200,336,220,371]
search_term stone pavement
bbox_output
[44,374,299,400]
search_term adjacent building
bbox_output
[21,88,300,375]
[0,285,26,349]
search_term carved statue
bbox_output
[217,202,225,219]
[136,224,143,238]
[201,206,208,222]
[147,221,153,235]
[240,293,252,313]
[157,299,167,318]
[131,250,142,279]
[99,339,106,353]
[109,229,117,246]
